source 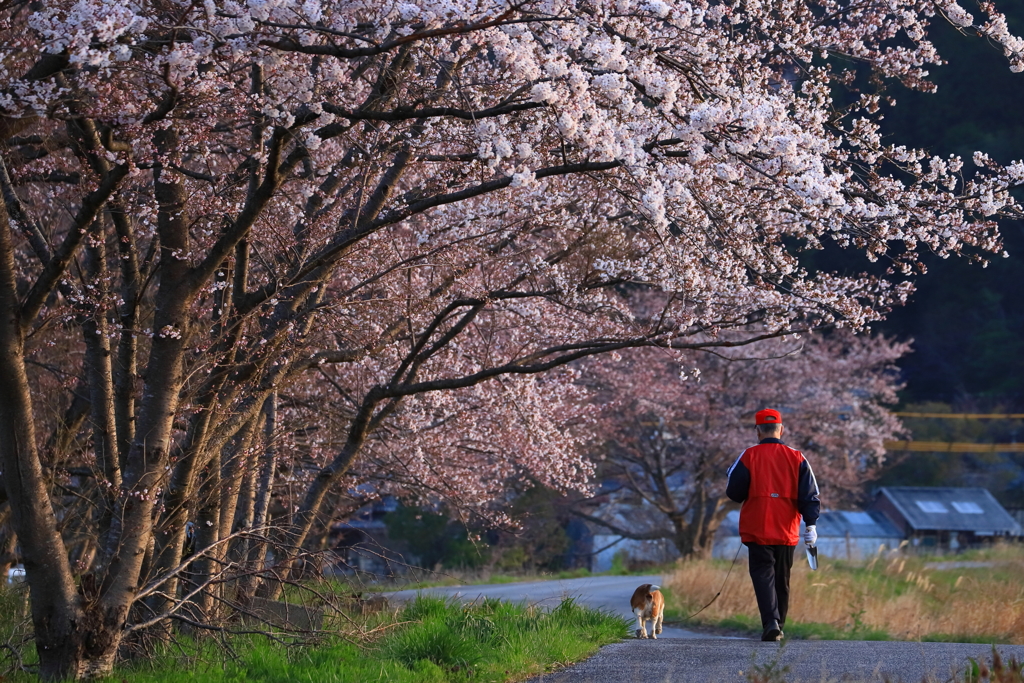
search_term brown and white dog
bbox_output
[629,583,665,639]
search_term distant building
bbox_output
[711,510,745,560]
[711,487,1020,560]
[324,496,403,576]
[869,486,1021,550]
[584,485,682,572]
[1009,508,1024,531]
[711,509,903,560]
[802,510,903,560]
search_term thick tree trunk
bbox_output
[669,495,731,560]
[698,498,732,557]
[668,514,699,559]
[0,184,92,680]
[100,126,193,654]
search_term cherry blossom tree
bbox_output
[576,330,910,558]
[0,0,1023,678]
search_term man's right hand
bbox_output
[804,525,817,546]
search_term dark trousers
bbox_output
[745,543,795,629]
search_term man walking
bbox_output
[726,409,820,641]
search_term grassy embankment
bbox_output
[0,588,628,683]
[663,544,1024,643]
[374,552,646,592]
[373,566,602,592]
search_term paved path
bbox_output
[529,638,1024,683]
[387,574,709,638]
[388,574,1024,682]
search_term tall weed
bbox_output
[964,647,1024,683]
[666,545,1024,642]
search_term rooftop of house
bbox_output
[716,509,902,538]
[813,510,903,539]
[872,486,1021,535]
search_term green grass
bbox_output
[3,574,627,682]
[129,596,627,683]
[0,595,627,683]
[0,583,34,676]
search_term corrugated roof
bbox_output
[874,487,1021,534]
[815,510,903,539]
[716,509,902,539]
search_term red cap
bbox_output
[755,409,782,425]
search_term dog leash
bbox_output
[683,542,744,620]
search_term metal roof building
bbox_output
[807,510,904,560]
[711,509,904,560]
[870,486,1021,548]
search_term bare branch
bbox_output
[21,163,129,327]
[322,99,544,122]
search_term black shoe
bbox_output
[761,619,782,641]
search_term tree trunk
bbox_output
[107,204,139,467]
[697,498,732,558]
[190,448,222,623]
[81,219,122,569]
[219,415,259,550]
[670,495,731,560]
[0,180,95,680]
[244,394,278,599]
[225,414,262,563]
[99,125,193,656]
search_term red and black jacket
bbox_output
[726,438,820,546]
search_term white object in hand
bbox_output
[804,525,817,546]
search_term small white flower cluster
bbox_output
[29,0,148,67]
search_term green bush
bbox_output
[609,550,630,575]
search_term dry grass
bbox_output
[664,544,1024,642]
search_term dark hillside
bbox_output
[874,11,1024,405]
